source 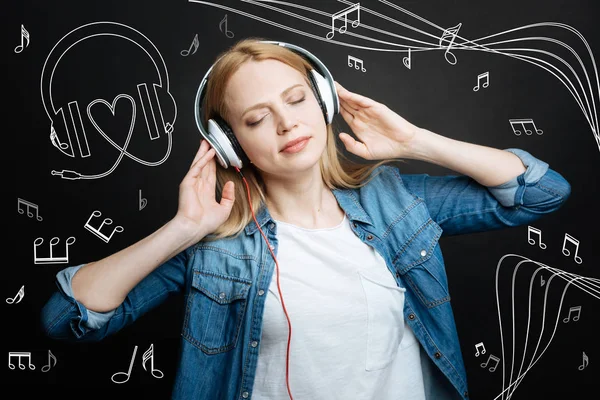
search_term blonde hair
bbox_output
[201,37,403,241]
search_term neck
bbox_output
[263,166,339,227]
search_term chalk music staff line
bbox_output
[491,255,598,400]
[188,0,600,154]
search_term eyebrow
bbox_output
[241,83,304,118]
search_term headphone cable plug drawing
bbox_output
[51,169,83,180]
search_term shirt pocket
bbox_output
[358,268,407,371]
[394,219,450,308]
[183,270,252,354]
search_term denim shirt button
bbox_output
[242,391,249,398]
[251,341,258,347]
[218,292,226,299]
[434,352,442,359]
[258,289,265,296]
[366,234,373,240]
[420,249,427,257]
[268,222,275,230]
[408,313,415,320]
[352,222,357,228]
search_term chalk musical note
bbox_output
[527,226,547,249]
[480,354,500,372]
[41,350,57,372]
[347,55,366,72]
[563,305,582,323]
[111,346,138,384]
[142,344,164,379]
[8,352,35,370]
[17,198,43,221]
[562,233,583,264]
[473,71,489,91]
[6,285,25,304]
[326,2,360,40]
[540,275,545,286]
[14,24,30,54]
[33,236,76,264]
[439,23,461,65]
[219,14,234,38]
[84,210,124,243]
[509,118,543,136]
[139,190,147,211]
[578,352,589,371]
[180,33,199,56]
[403,48,411,69]
[474,342,486,357]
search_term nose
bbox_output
[276,104,299,135]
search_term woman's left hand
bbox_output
[334,81,418,160]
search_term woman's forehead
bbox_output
[225,60,307,111]
[229,59,304,88]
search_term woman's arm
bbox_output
[405,128,526,187]
[71,217,202,312]
[334,81,571,235]
[40,140,236,340]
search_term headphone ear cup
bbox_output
[49,106,75,156]
[51,101,88,158]
[213,115,251,168]
[308,69,336,125]
[307,70,327,122]
[206,116,248,169]
[150,83,176,135]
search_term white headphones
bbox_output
[194,40,340,169]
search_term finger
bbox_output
[339,132,370,159]
[183,147,215,183]
[340,102,356,120]
[336,84,375,109]
[339,94,359,112]
[219,181,236,209]
[189,139,209,168]
[200,147,213,183]
[207,151,217,192]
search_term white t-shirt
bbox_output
[253,214,426,400]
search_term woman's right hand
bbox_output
[174,139,235,239]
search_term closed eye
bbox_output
[247,97,306,127]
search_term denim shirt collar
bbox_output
[243,187,374,236]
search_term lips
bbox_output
[281,136,310,152]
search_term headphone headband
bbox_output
[41,21,170,121]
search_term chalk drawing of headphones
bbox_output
[40,21,177,179]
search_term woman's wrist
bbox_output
[402,127,449,164]
[169,214,208,246]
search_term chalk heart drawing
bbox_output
[88,94,136,149]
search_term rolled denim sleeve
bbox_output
[40,249,189,342]
[486,148,549,207]
[400,148,571,236]
[55,265,116,330]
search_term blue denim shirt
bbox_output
[40,148,571,400]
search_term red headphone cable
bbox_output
[234,166,294,400]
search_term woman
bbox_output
[41,38,571,400]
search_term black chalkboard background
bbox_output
[5,0,598,398]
